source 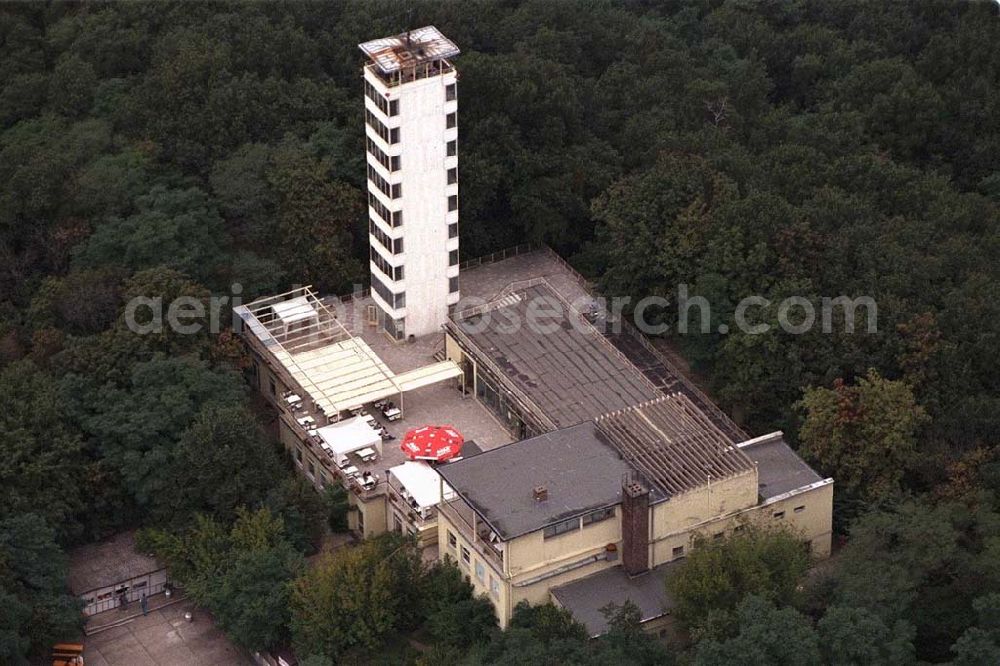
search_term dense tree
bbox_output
[0,361,88,540]
[290,533,423,658]
[666,526,811,637]
[798,370,928,503]
[0,514,81,663]
[694,596,821,666]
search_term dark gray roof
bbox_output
[551,562,680,637]
[740,433,824,500]
[452,283,659,429]
[436,422,632,539]
[68,531,161,594]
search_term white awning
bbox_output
[389,461,454,508]
[395,361,462,392]
[271,296,317,326]
[317,417,382,463]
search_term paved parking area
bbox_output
[84,599,249,666]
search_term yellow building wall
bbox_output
[649,469,758,567]
[438,510,510,626]
[752,481,834,557]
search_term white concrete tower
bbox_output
[359,26,460,340]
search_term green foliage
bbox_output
[694,596,821,666]
[321,483,350,533]
[289,533,422,658]
[818,495,1000,661]
[952,594,1000,665]
[0,361,87,541]
[139,507,301,651]
[817,606,915,666]
[666,526,810,637]
[0,514,81,663]
[798,370,928,503]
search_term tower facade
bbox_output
[359,26,460,340]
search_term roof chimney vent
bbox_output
[533,486,548,502]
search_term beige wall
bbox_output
[438,510,510,625]
[649,469,758,567]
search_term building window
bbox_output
[449,276,459,293]
[448,222,458,239]
[448,531,457,550]
[490,575,500,599]
[672,545,685,559]
[582,507,615,526]
[391,183,401,199]
[774,511,785,519]
[794,505,806,513]
[307,461,315,479]
[461,546,470,565]
[393,237,404,253]
[388,99,399,116]
[391,210,402,227]
[446,83,456,101]
[269,378,276,395]
[447,167,457,185]
[319,472,327,488]
[446,111,456,129]
[448,194,458,211]
[449,249,459,266]
[475,560,485,582]
[391,155,401,171]
[295,448,303,464]
[447,139,457,157]
[372,273,405,310]
[390,127,399,143]
[543,517,580,539]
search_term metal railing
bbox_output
[458,242,536,271]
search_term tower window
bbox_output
[447,140,457,157]
[390,155,401,171]
[391,210,402,227]
[391,183,401,199]
[447,167,457,185]
[449,249,459,266]
[448,195,458,212]
[449,276,459,293]
[448,222,458,239]
[389,99,399,116]
[446,83,456,101]
[446,112,456,129]
[393,237,404,253]
[390,128,400,144]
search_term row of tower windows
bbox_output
[365,108,399,144]
[368,164,401,199]
[365,79,399,117]
[372,273,405,310]
[369,192,402,227]
[367,137,400,172]
[370,219,404,254]
[371,247,404,281]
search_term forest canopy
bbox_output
[1,0,999,662]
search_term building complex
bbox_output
[235,26,833,635]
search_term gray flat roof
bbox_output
[68,531,161,594]
[452,283,659,429]
[551,562,679,637]
[436,422,632,539]
[740,433,824,500]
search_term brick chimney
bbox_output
[621,471,650,576]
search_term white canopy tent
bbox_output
[316,417,382,465]
[388,461,455,509]
[270,296,318,336]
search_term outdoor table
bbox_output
[341,465,359,477]
[297,415,315,427]
[357,447,378,462]
[285,393,302,405]
[384,407,402,421]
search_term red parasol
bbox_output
[400,425,464,461]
